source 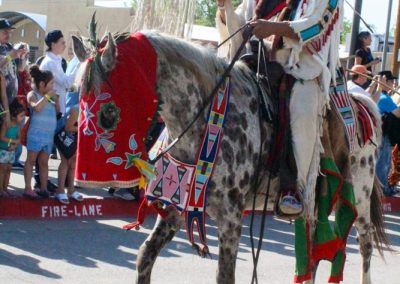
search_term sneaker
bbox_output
[279,195,303,215]
[113,188,136,201]
[12,162,24,170]
[36,189,50,199]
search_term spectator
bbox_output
[55,91,83,204]
[347,65,381,102]
[0,18,27,125]
[12,43,31,170]
[0,99,25,197]
[39,30,79,117]
[354,31,380,74]
[23,65,58,199]
[376,70,400,197]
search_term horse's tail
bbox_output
[370,176,392,256]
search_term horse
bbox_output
[72,29,389,284]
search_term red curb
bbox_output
[382,196,400,213]
[0,197,141,219]
[0,196,398,220]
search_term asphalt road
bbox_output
[0,214,399,284]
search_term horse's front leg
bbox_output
[215,197,244,284]
[136,209,184,284]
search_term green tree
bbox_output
[340,18,351,44]
[195,0,241,27]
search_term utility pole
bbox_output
[391,0,400,76]
[382,0,394,71]
[348,0,363,68]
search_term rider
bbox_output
[216,0,354,218]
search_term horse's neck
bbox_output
[156,60,209,164]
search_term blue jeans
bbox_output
[376,136,393,195]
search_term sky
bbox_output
[84,0,398,34]
[344,0,399,34]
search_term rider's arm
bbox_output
[250,0,332,44]
[284,0,331,45]
[216,0,249,59]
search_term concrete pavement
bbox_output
[0,214,399,284]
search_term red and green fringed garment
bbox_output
[294,157,357,283]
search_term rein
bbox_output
[149,24,253,164]
[249,39,276,284]
[345,68,400,96]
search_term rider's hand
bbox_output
[249,19,274,39]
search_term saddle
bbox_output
[239,42,303,219]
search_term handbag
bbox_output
[20,117,30,146]
[54,127,77,159]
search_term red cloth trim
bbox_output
[312,237,344,263]
[76,33,158,187]
[329,275,344,283]
[255,0,287,20]
[261,2,287,20]
[123,197,149,230]
[294,221,313,283]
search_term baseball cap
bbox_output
[0,18,15,30]
[378,70,398,80]
[45,30,64,48]
[351,65,370,75]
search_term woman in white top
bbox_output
[40,30,79,116]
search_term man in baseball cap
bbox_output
[347,64,381,102]
[0,17,27,170]
[0,18,15,30]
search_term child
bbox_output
[23,65,58,199]
[0,99,25,197]
[55,91,83,204]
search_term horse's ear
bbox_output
[101,32,117,73]
[72,35,88,62]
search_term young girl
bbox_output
[23,65,58,199]
[55,91,83,204]
[0,99,25,197]
[355,31,381,73]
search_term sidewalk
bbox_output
[1,149,141,219]
[1,149,400,219]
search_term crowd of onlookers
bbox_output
[0,18,85,204]
[348,31,400,197]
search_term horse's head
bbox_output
[72,31,118,96]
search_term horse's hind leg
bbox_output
[215,208,243,284]
[136,209,184,284]
[351,150,376,284]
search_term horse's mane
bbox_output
[141,31,254,98]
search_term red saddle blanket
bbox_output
[75,33,158,188]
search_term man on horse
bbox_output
[216,0,355,218]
